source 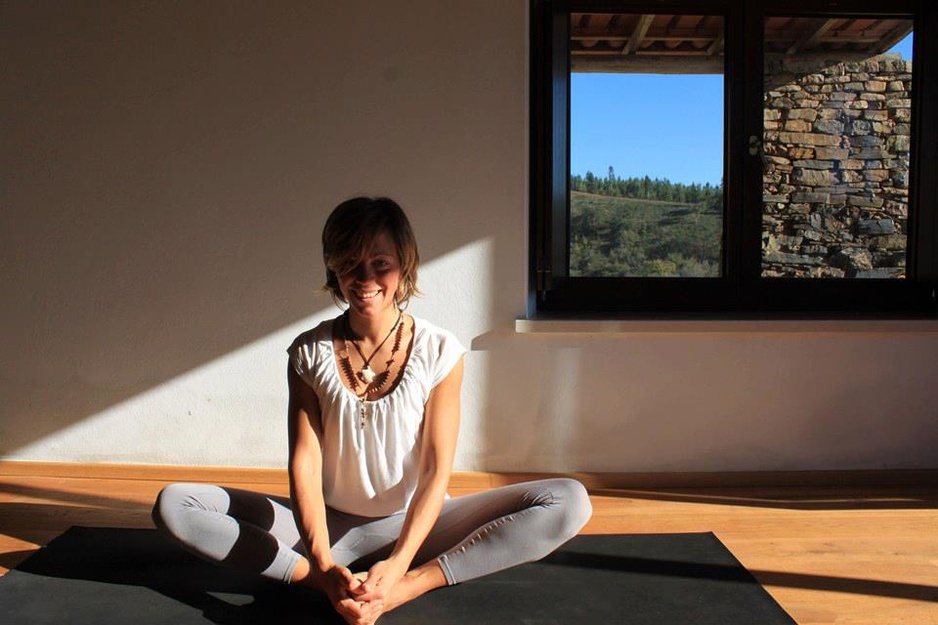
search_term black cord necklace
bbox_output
[341,309,404,393]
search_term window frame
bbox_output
[530,0,938,317]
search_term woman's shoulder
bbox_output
[289,317,335,349]
[410,315,467,384]
[286,317,337,367]
[287,317,339,383]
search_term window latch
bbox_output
[748,135,762,156]
[536,262,552,292]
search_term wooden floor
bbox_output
[1,465,936,624]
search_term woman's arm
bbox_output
[287,363,377,624]
[287,361,334,574]
[357,356,465,599]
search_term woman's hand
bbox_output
[353,558,408,606]
[320,565,384,625]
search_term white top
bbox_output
[288,315,466,517]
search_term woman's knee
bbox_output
[151,482,204,535]
[152,483,180,532]
[546,478,592,538]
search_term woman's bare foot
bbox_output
[376,561,448,616]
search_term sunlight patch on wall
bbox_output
[8,238,495,468]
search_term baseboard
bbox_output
[0,461,286,485]
[1,460,935,490]
[449,469,938,490]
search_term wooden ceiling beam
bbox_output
[574,33,720,40]
[571,14,907,65]
[786,18,836,55]
[572,55,723,74]
[707,33,725,56]
[875,23,913,55]
[622,14,654,55]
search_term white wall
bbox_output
[2,1,936,472]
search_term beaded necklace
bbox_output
[338,310,405,426]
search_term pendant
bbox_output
[360,366,376,384]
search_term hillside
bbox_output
[569,191,723,277]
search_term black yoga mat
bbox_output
[1,526,795,624]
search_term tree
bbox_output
[584,170,598,194]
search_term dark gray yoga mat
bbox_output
[1,526,795,624]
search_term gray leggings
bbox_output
[152,478,591,586]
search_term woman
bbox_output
[152,197,592,624]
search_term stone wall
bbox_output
[761,53,912,278]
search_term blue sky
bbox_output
[570,33,914,187]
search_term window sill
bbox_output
[515,317,938,335]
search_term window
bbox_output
[569,15,725,279]
[531,0,938,316]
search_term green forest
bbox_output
[571,167,722,204]
[569,168,724,278]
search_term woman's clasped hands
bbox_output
[323,559,407,625]
[316,565,381,625]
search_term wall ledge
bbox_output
[515,317,938,335]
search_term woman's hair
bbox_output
[321,196,421,306]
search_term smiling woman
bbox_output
[323,199,415,403]
[321,197,421,312]
[151,196,592,625]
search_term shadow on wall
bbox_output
[0,1,526,458]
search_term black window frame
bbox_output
[530,0,938,318]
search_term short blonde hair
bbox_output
[321,197,420,306]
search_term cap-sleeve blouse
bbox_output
[287,315,466,517]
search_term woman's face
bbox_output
[338,230,402,319]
